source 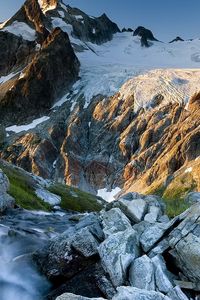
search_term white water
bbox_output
[0,209,76,299]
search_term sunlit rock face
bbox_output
[38,0,59,12]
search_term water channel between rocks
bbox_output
[0,208,76,300]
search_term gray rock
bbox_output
[121,192,145,200]
[0,170,10,193]
[144,195,165,211]
[158,215,170,223]
[0,193,15,213]
[148,239,169,258]
[167,286,189,300]
[75,213,104,241]
[152,255,173,293]
[98,229,140,287]
[173,280,200,291]
[71,227,100,257]
[100,208,132,237]
[168,204,200,282]
[185,192,200,204]
[172,233,200,282]
[133,221,151,237]
[33,214,102,280]
[129,255,155,290]
[112,286,171,300]
[0,125,6,146]
[144,206,161,223]
[56,293,105,300]
[140,219,177,252]
[119,198,147,223]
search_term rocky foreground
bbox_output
[32,192,200,299]
[1,167,200,299]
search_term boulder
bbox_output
[0,169,15,213]
[0,193,15,213]
[112,286,171,300]
[140,218,178,252]
[33,218,101,281]
[0,125,6,147]
[71,227,100,257]
[167,286,189,300]
[148,238,169,258]
[152,255,174,293]
[47,262,114,299]
[144,206,161,223]
[100,208,132,237]
[129,255,155,290]
[132,221,151,237]
[185,192,200,204]
[168,204,200,282]
[119,198,147,223]
[0,169,10,193]
[56,293,106,300]
[98,229,140,287]
[75,213,104,242]
[158,215,170,223]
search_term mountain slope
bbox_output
[0,0,199,202]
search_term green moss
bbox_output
[163,198,190,218]
[162,187,194,218]
[146,173,197,218]
[0,163,51,211]
[48,183,103,213]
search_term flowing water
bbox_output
[0,208,75,300]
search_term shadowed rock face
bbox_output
[0,28,80,125]
[0,31,35,76]
[133,26,158,41]
[133,26,158,47]
[169,36,184,43]
[51,6,120,45]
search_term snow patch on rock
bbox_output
[6,116,50,133]
[2,21,36,41]
[97,187,121,202]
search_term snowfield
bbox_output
[75,33,200,109]
[119,69,200,111]
[51,27,200,109]
[1,10,200,116]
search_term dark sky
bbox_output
[1,0,200,41]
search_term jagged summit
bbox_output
[133,26,159,47]
[0,0,119,45]
[38,0,60,12]
[169,36,184,43]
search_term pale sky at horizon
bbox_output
[1,0,200,41]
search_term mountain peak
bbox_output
[38,0,60,13]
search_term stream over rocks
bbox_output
[0,208,76,300]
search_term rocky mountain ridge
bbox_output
[0,0,199,203]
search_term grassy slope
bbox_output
[48,183,103,213]
[146,172,197,217]
[0,161,103,212]
[0,162,51,211]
